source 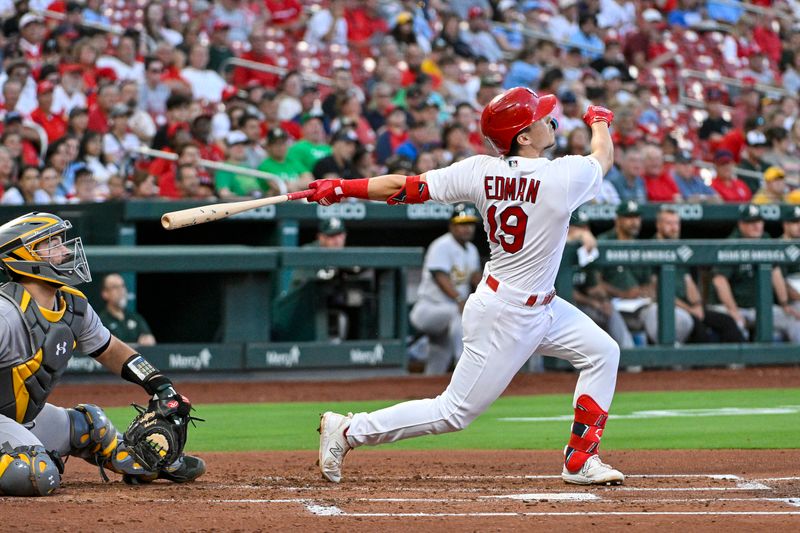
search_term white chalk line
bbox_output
[331,511,800,517]
[499,406,800,422]
[112,496,800,506]
[305,473,752,481]
[482,493,599,501]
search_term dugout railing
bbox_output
[553,239,800,369]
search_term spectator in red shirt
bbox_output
[730,83,763,132]
[233,29,280,89]
[264,0,306,32]
[75,39,100,91]
[87,83,119,133]
[190,114,225,162]
[30,81,67,143]
[752,16,782,65]
[257,90,303,140]
[453,102,486,154]
[17,13,46,69]
[711,150,753,203]
[346,0,388,46]
[642,144,681,202]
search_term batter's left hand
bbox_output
[583,105,614,127]
[309,179,345,206]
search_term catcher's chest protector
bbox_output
[0,282,86,423]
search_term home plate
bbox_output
[483,493,600,501]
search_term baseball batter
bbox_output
[311,87,622,485]
[0,212,204,496]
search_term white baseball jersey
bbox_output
[425,154,604,293]
[416,233,481,305]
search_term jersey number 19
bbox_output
[486,205,528,254]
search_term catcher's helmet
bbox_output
[0,212,91,286]
[480,87,557,155]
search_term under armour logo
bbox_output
[55,342,67,356]
[329,442,344,458]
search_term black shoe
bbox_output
[157,454,206,483]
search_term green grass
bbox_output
[106,388,800,452]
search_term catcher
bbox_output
[0,212,205,496]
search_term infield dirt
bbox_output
[2,365,797,531]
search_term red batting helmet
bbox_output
[480,87,558,155]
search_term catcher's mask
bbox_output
[0,212,91,286]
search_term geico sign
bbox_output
[672,204,704,220]
[317,203,366,219]
[407,203,454,220]
[758,204,781,220]
[580,204,616,220]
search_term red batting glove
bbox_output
[583,105,614,127]
[308,179,345,206]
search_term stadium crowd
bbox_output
[0,0,799,205]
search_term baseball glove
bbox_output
[123,391,200,472]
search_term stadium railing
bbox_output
[220,57,333,86]
[134,146,289,195]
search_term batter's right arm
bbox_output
[307,174,428,204]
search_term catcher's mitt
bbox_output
[123,392,200,472]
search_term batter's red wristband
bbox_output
[341,178,370,199]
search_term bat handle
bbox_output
[286,189,315,201]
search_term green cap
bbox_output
[782,204,800,222]
[616,201,641,217]
[451,203,479,224]
[569,210,590,226]
[319,217,346,235]
[738,204,763,222]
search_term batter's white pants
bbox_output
[347,281,620,447]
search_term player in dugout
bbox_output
[0,212,204,496]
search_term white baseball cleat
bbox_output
[561,455,625,485]
[318,411,353,483]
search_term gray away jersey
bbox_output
[417,233,481,305]
[0,297,111,368]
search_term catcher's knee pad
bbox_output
[67,404,119,463]
[0,444,61,496]
[67,404,154,478]
[564,395,608,473]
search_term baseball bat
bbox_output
[160,189,315,230]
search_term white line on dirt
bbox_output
[624,498,800,507]
[342,511,800,517]
[351,474,750,481]
[754,477,800,482]
[481,493,600,501]
[598,487,771,492]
